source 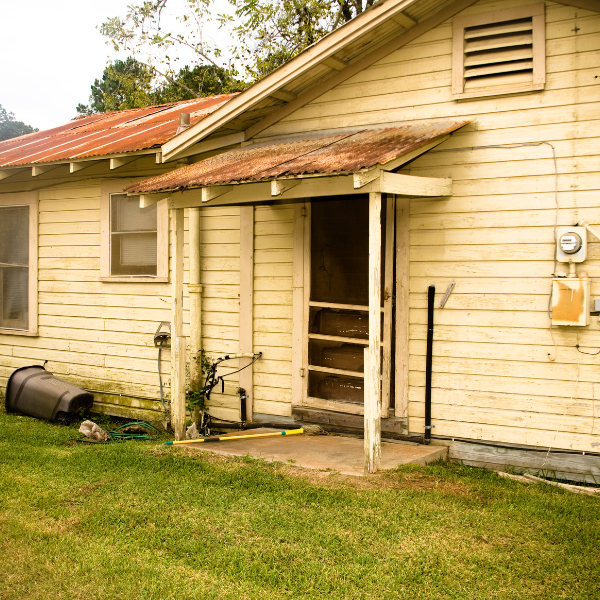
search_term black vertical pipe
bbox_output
[425,285,435,442]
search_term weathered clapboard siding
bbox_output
[0,181,244,424]
[194,205,242,421]
[248,0,600,450]
[252,205,294,417]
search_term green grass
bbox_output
[1,412,599,600]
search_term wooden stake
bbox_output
[171,208,186,440]
[365,192,382,474]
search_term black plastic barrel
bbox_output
[5,365,94,422]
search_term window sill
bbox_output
[453,83,545,101]
[0,328,38,337]
[100,277,169,283]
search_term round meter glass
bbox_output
[559,232,582,254]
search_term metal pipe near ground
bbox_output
[425,285,435,442]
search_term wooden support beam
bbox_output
[188,207,203,425]
[171,208,186,440]
[167,172,452,209]
[353,169,380,189]
[155,151,163,164]
[271,179,301,196]
[110,156,137,170]
[395,196,410,419]
[271,89,297,102]
[365,192,382,474]
[201,185,233,203]
[139,194,169,208]
[381,195,395,415]
[380,136,450,172]
[392,12,417,28]
[239,206,254,422]
[378,171,452,197]
[323,56,348,71]
[354,137,452,190]
[32,165,57,177]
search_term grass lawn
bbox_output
[0,411,599,600]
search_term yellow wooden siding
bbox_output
[194,206,241,421]
[253,205,294,417]
[252,0,600,450]
[0,184,243,424]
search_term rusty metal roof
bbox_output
[0,95,237,168]
[126,120,470,194]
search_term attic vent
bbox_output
[452,4,545,100]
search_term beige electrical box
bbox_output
[551,278,590,326]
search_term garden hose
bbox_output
[76,421,160,445]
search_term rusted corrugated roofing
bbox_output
[126,120,470,194]
[0,95,237,168]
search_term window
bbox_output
[0,193,38,335]
[100,181,168,281]
[452,4,545,100]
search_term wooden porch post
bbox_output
[171,208,186,440]
[365,192,382,473]
[239,206,254,422]
[188,208,203,424]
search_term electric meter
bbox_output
[559,232,582,254]
[556,226,587,263]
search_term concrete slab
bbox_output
[182,429,447,476]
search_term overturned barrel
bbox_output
[5,365,94,422]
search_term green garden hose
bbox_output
[76,421,159,445]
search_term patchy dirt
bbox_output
[152,444,471,495]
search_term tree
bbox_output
[0,104,38,142]
[229,0,375,79]
[76,58,155,115]
[155,64,246,103]
[100,0,375,84]
[76,59,246,116]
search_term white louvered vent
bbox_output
[452,4,545,99]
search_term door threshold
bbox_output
[292,406,423,443]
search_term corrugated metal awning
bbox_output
[125,120,470,194]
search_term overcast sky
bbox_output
[0,0,230,131]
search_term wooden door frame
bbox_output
[291,196,394,415]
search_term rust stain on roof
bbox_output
[0,95,237,167]
[126,120,470,194]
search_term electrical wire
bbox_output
[437,141,559,318]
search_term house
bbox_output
[1,0,599,479]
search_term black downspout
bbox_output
[425,285,435,443]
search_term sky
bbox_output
[0,0,231,131]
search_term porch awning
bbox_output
[125,120,470,195]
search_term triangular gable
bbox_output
[162,0,599,162]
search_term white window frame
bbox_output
[100,180,168,282]
[452,3,546,101]
[0,192,38,337]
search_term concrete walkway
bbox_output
[183,429,447,476]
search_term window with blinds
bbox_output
[452,4,545,99]
[0,206,30,330]
[110,194,158,276]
